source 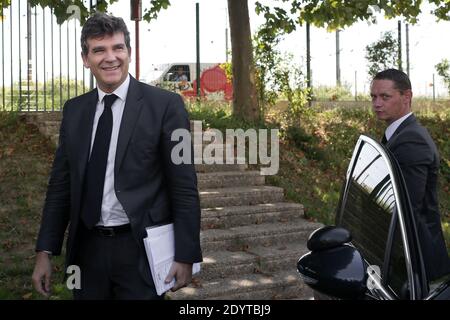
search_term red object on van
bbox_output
[201,66,227,92]
[181,65,232,101]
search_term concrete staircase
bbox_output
[21,112,321,300]
[169,156,321,300]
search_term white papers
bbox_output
[143,223,201,296]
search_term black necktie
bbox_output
[81,94,118,229]
[381,134,387,145]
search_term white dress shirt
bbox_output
[384,112,413,142]
[91,75,130,227]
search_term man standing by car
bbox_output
[370,68,449,281]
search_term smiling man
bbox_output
[371,69,449,282]
[31,13,202,300]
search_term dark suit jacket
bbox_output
[36,76,202,285]
[386,114,449,281]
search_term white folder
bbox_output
[143,223,201,296]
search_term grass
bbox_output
[185,100,275,132]
[0,112,71,300]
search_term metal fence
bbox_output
[1,0,93,112]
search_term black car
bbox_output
[297,135,450,300]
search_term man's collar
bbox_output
[97,74,130,103]
[385,112,413,141]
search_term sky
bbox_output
[1,0,450,97]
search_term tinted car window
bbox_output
[387,219,408,297]
[337,140,408,298]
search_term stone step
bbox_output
[192,143,246,165]
[23,116,252,152]
[193,142,235,149]
[199,186,284,208]
[200,218,322,251]
[38,121,61,136]
[197,171,264,189]
[20,111,62,122]
[198,242,309,281]
[201,202,304,229]
[42,120,62,127]
[167,269,313,300]
[195,163,247,173]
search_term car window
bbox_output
[336,139,408,298]
[386,216,409,298]
[184,66,191,81]
[167,65,190,81]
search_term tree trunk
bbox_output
[227,0,259,122]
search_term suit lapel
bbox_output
[394,114,416,134]
[387,114,416,146]
[115,76,144,175]
[76,89,99,182]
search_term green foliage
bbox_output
[219,62,233,82]
[0,1,11,15]
[285,126,326,162]
[419,110,450,184]
[255,0,450,32]
[253,23,309,124]
[268,55,310,123]
[252,0,450,98]
[365,31,398,78]
[186,100,269,133]
[313,84,354,101]
[274,104,449,242]
[429,0,450,20]
[1,0,167,25]
[2,0,449,27]
[0,110,18,129]
[142,0,171,23]
[29,0,119,24]
[435,59,450,96]
[254,3,295,33]
[253,24,284,112]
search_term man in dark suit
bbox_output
[371,68,449,281]
[32,13,202,299]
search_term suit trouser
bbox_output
[72,224,164,300]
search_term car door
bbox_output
[335,135,428,299]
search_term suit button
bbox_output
[116,190,121,193]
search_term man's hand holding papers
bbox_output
[143,223,201,295]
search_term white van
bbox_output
[141,62,233,100]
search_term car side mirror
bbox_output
[307,225,352,251]
[164,72,173,81]
[297,226,367,299]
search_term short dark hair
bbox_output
[372,69,412,92]
[81,13,130,55]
